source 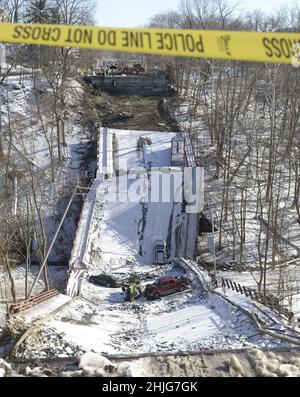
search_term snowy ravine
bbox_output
[15,274,271,358]
[0,73,96,266]
[163,95,300,323]
[0,71,98,350]
[11,125,289,360]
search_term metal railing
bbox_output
[9,289,59,316]
[218,277,294,321]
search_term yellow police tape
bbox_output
[1,23,300,64]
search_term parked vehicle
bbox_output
[123,64,145,75]
[153,240,167,265]
[89,274,127,288]
[145,276,190,299]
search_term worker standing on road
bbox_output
[222,283,226,295]
[123,277,143,302]
[211,275,218,289]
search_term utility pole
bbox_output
[210,59,215,146]
[211,208,217,278]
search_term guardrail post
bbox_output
[243,286,248,297]
[233,282,239,292]
[254,291,260,301]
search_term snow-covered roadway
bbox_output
[12,126,289,359]
[83,128,184,271]
[49,127,280,356]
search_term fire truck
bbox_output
[123,63,145,75]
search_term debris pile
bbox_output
[25,367,55,377]
[0,359,12,377]
[250,348,300,377]
[16,327,85,360]
[228,355,246,377]
[60,352,134,377]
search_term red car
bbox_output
[145,277,190,299]
[123,64,145,75]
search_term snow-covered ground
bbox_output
[114,128,177,169]
[16,125,292,358]
[144,292,259,352]
[0,72,95,289]
[166,95,300,321]
[0,69,99,354]
[83,128,183,271]
[17,276,273,357]
[217,269,300,318]
[4,87,300,363]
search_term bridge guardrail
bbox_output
[218,277,294,321]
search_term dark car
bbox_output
[89,274,125,288]
[145,276,190,299]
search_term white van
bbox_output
[153,240,167,265]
